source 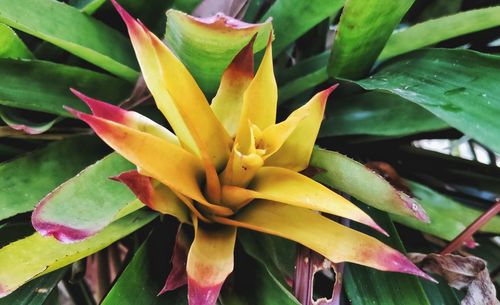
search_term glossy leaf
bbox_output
[32,153,138,243]
[327,0,414,79]
[0,24,32,59]
[392,181,500,241]
[310,148,429,222]
[164,9,272,94]
[344,209,432,305]
[320,91,449,137]
[260,0,344,56]
[0,136,106,221]
[267,86,335,171]
[0,59,131,116]
[0,209,157,297]
[215,201,432,280]
[0,0,138,80]
[380,6,500,60]
[101,223,188,305]
[277,51,329,103]
[0,268,66,305]
[354,49,500,153]
[224,166,387,234]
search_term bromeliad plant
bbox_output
[1,0,500,304]
[32,2,432,304]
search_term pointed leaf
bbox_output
[32,153,140,242]
[266,86,335,171]
[223,166,387,234]
[112,171,190,224]
[380,6,500,60]
[113,1,231,181]
[0,209,157,297]
[67,108,233,216]
[327,0,414,79]
[0,268,67,305]
[187,222,236,305]
[101,222,188,305]
[0,24,32,59]
[0,59,131,116]
[0,136,106,222]
[392,181,500,241]
[164,9,272,94]
[344,209,432,305]
[211,36,255,137]
[71,89,178,144]
[214,201,432,280]
[311,148,429,222]
[0,107,58,135]
[236,35,277,153]
[353,48,500,153]
[160,227,191,293]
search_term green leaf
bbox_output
[172,0,202,13]
[260,0,344,56]
[0,136,106,222]
[0,209,157,297]
[353,49,500,153]
[277,51,330,103]
[320,91,449,137]
[0,0,138,80]
[32,153,139,243]
[69,0,107,14]
[380,6,500,60]
[0,24,32,59]
[344,209,431,305]
[0,59,131,116]
[101,222,187,305]
[164,9,272,95]
[327,0,414,79]
[238,230,296,282]
[0,268,67,305]
[392,181,500,241]
[220,248,300,305]
[0,107,59,135]
[310,148,429,222]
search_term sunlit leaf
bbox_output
[0,24,32,59]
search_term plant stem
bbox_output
[441,199,500,254]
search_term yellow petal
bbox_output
[111,171,189,223]
[235,33,277,153]
[259,111,308,159]
[70,89,178,145]
[187,219,236,305]
[66,108,233,217]
[112,1,197,154]
[211,36,255,137]
[265,85,337,171]
[113,1,232,177]
[222,166,386,234]
[213,201,432,281]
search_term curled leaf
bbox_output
[409,253,499,305]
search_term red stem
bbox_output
[441,199,500,255]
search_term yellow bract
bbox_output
[64,3,432,304]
